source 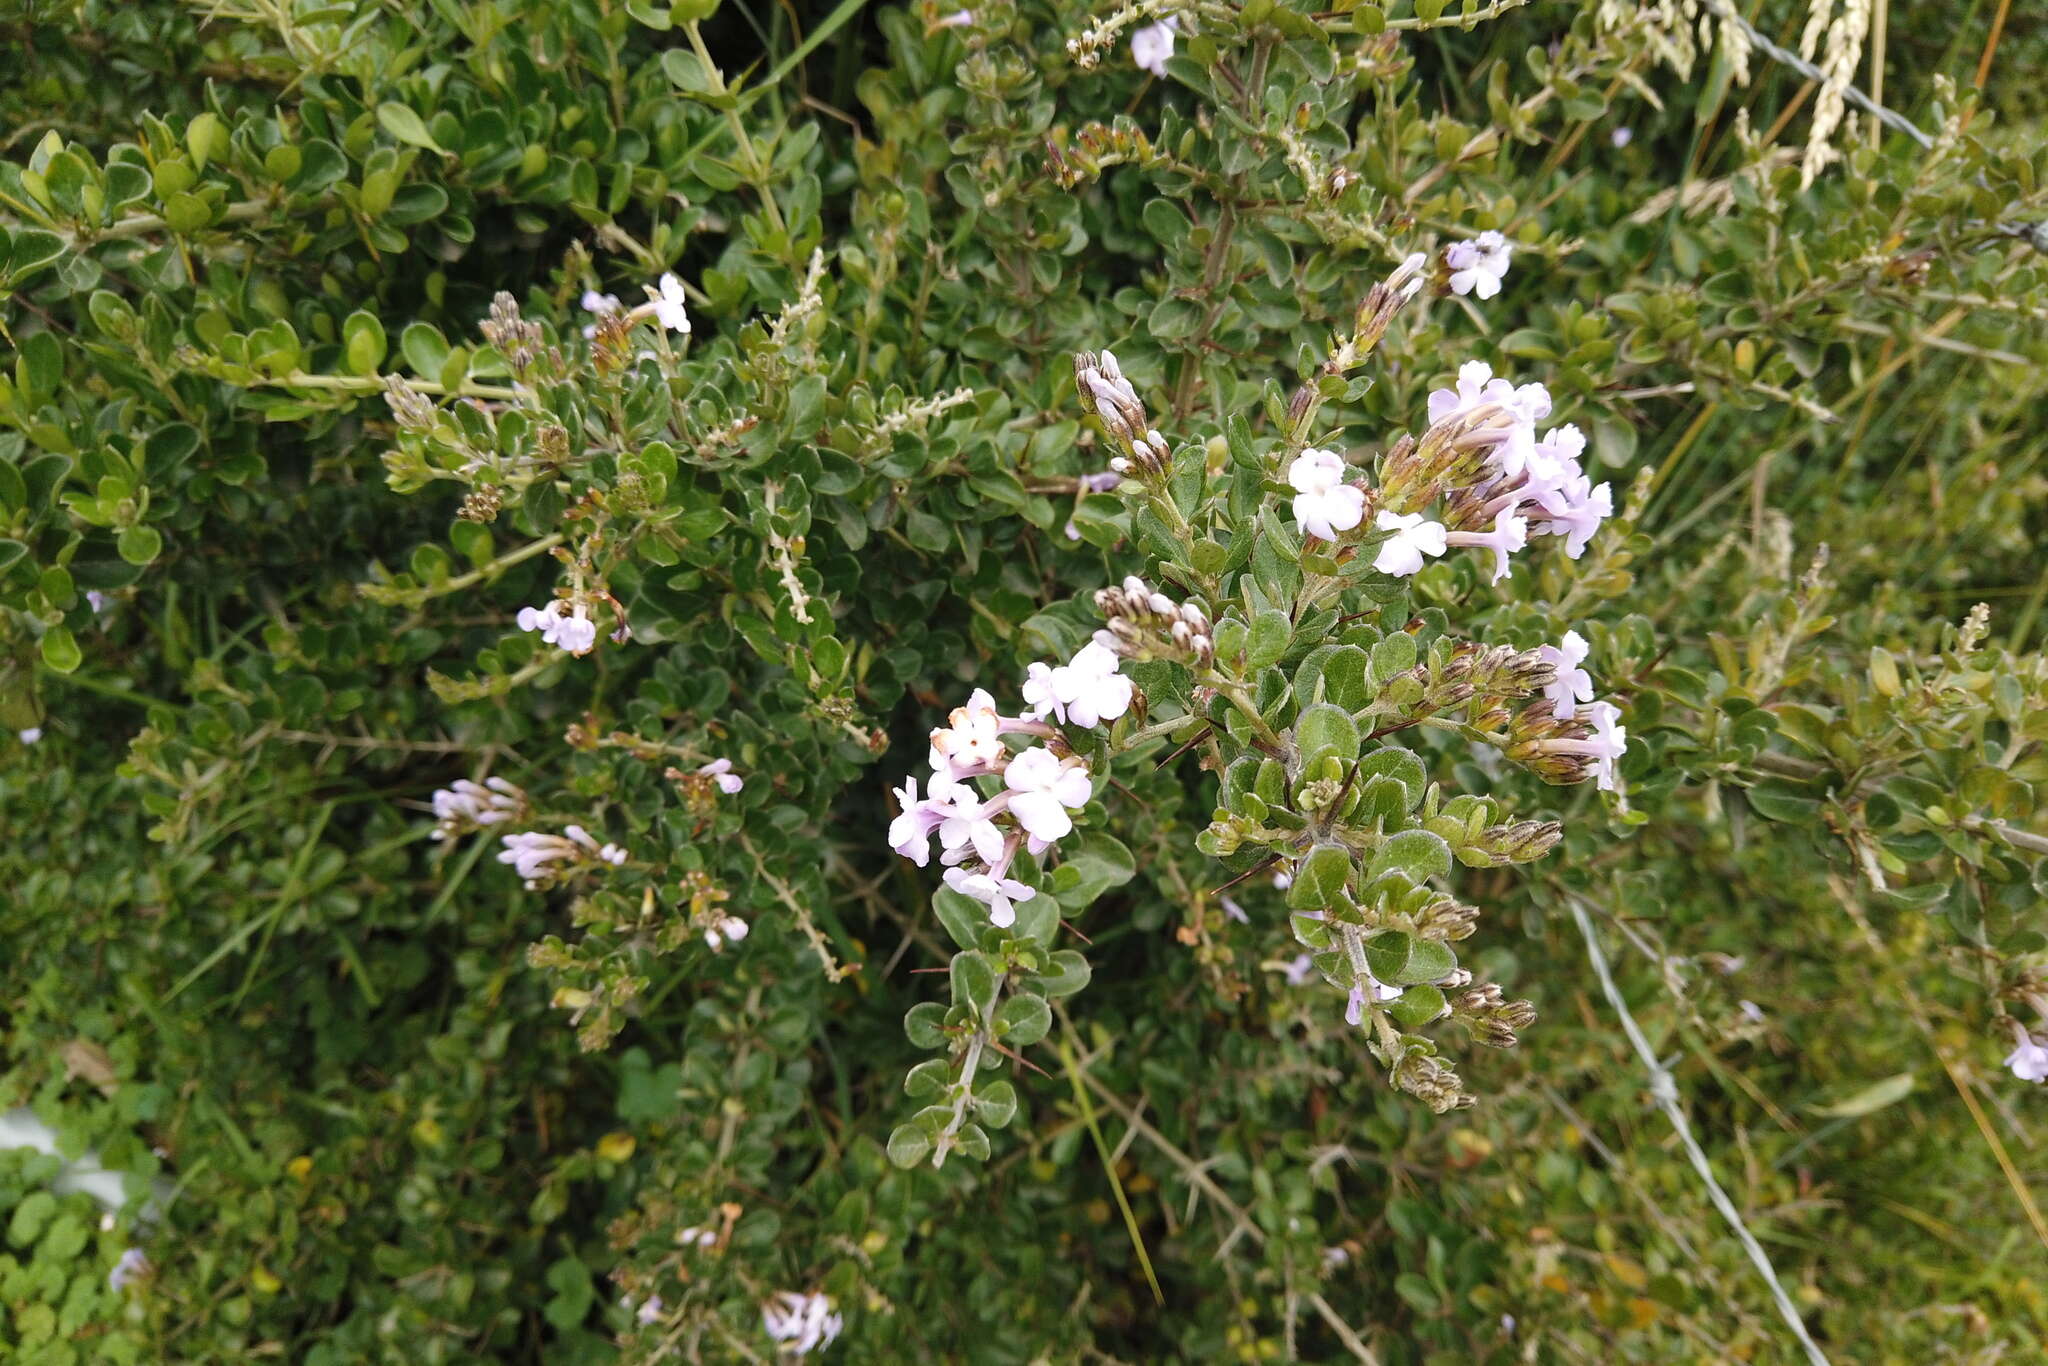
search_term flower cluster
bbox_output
[890,634,1136,925]
[1443,230,1513,299]
[1092,574,1214,668]
[430,776,527,841]
[762,1290,842,1356]
[1504,632,1629,792]
[1074,350,1170,476]
[516,600,600,655]
[497,826,628,889]
[1293,361,1614,587]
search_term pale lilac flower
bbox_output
[497,826,624,884]
[86,590,109,612]
[1536,630,1594,721]
[1446,230,1513,299]
[698,758,744,795]
[2006,1022,2048,1082]
[928,688,1008,781]
[1584,700,1628,792]
[109,1248,149,1292]
[1003,747,1092,844]
[1445,510,1527,583]
[762,1290,843,1355]
[650,273,691,335]
[1064,521,1081,541]
[1272,869,1293,890]
[18,726,41,744]
[1738,1000,1765,1024]
[637,1295,664,1326]
[581,290,623,338]
[1611,127,1634,148]
[942,867,1037,928]
[1131,17,1177,77]
[889,776,948,867]
[933,788,1005,865]
[1529,473,1613,559]
[1288,447,1367,543]
[704,916,749,951]
[1344,974,1401,1026]
[516,602,599,655]
[935,8,973,26]
[1522,422,1586,490]
[1025,641,1132,729]
[678,1225,719,1248]
[1221,896,1249,924]
[1280,953,1316,986]
[1371,510,1447,577]
[431,776,526,839]
[1322,1245,1351,1269]
[1427,360,1513,425]
[1080,471,1123,493]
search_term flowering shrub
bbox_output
[3,0,2048,1362]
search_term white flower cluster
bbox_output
[430,776,525,840]
[762,1290,842,1356]
[1445,230,1513,299]
[497,825,628,889]
[890,635,1134,926]
[517,600,599,655]
[1289,361,1613,586]
[1531,630,1628,791]
[1431,360,1612,568]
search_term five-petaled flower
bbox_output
[1289,448,1368,543]
[1445,230,1513,299]
[1372,510,1448,577]
[1003,747,1093,845]
[1537,631,1595,720]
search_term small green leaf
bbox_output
[950,951,999,1015]
[994,993,1051,1047]
[116,524,162,565]
[886,1124,933,1168]
[376,102,447,154]
[1808,1071,1915,1119]
[1295,702,1359,767]
[39,625,81,673]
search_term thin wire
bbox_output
[1699,0,1933,148]
[1567,896,1832,1366]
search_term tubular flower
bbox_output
[1535,631,1594,720]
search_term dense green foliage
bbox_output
[3,0,2047,1361]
